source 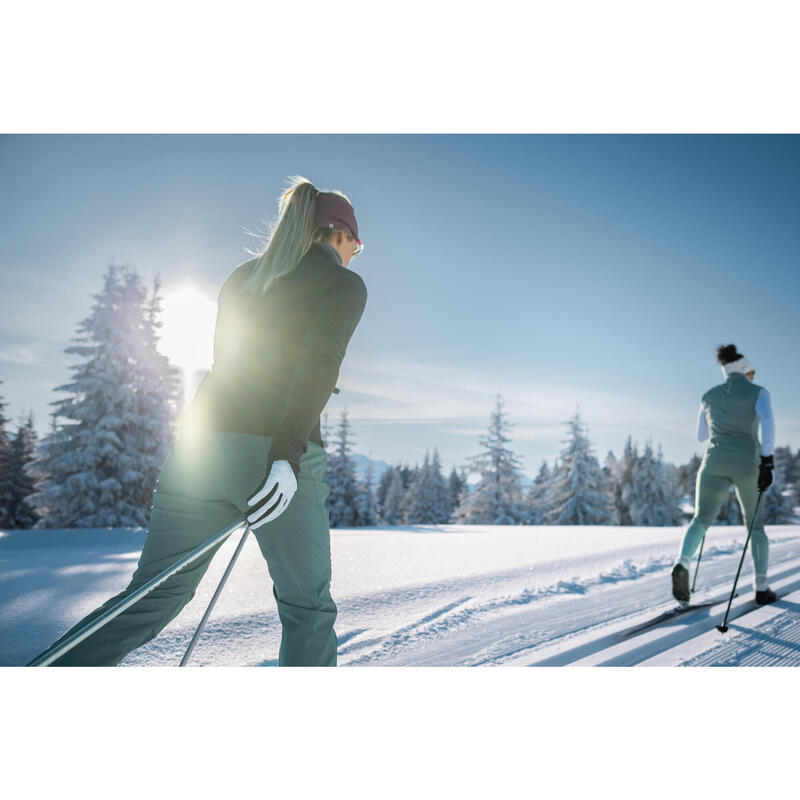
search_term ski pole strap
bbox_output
[27,516,248,667]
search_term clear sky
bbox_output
[1,134,798,477]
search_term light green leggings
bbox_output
[48,430,336,666]
[677,453,768,582]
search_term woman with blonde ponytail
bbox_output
[46,176,368,667]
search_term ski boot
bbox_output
[671,563,690,604]
[755,588,777,605]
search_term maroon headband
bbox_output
[313,192,361,244]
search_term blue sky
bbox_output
[1,134,798,477]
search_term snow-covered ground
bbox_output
[3,523,800,667]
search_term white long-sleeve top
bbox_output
[696,388,775,456]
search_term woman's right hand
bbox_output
[245,460,298,529]
[758,455,774,491]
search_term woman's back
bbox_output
[182,241,367,444]
[702,373,761,441]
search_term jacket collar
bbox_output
[310,241,343,267]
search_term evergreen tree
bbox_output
[380,468,404,525]
[446,466,464,521]
[398,448,450,524]
[400,454,429,524]
[326,410,358,528]
[0,383,11,527]
[763,481,796,524]
[142,274,185,449]
[398,464,413,491]
[546,411,611,525]
[29,265,181,528]
[428,448,451,523]
[773,446,797,487]
[616,436,638,526]
[604,450,626,526]
[3,412,40,528]
[525,460,551,524]
[354,458,378,526]
[127,271,184,513]
[794,450,800,505]
[453,395,525,524]
[626,441,682,526]
[375,462,396,516]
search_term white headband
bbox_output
[721,356,755,379]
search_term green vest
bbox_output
[701,372,762,465]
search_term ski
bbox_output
[617,592,737,639]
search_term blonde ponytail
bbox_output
[242,175,352,296]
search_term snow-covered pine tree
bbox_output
[604,451,625,526]
[398,464,413,491]
[375,464,402,524]
[3,412,40,528]
[773,446,797,487]
[326,409,358,528]
[399,449,449,524]
[399,454,428,524]
[661,446,683,521]
[452,395,525,524]
[546,411,611,525]
[616,436,638,526]
[428,448,451,523]
[354,457,378,526]
[446,466,464,521]
[380,468,404,525]
[0,383,12,527]
[793,450,800,506]
[29,265,180,528]
[525,460,551,524]
[763,479,796,524]
[127,271,184,513]
[143,273,184,446]
[375,462,395,517]
[626,441,682,526]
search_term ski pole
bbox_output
[716,488,764,633]
[180,525,250,666]
[27,516,247,666]
[691,532,706,593]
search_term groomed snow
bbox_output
[2,523,800,666]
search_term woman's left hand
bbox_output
[245,460,298,529]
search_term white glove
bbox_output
[245,460,298,530]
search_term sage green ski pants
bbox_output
[49,430,336,666]
[677,450,768,583]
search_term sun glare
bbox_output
[158,287,217,376]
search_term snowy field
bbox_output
[3,523,800,667]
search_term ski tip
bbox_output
[716,625,728,633]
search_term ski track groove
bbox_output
[8,529,800,667]
[118,539,800,667]
[359,542,800,667]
